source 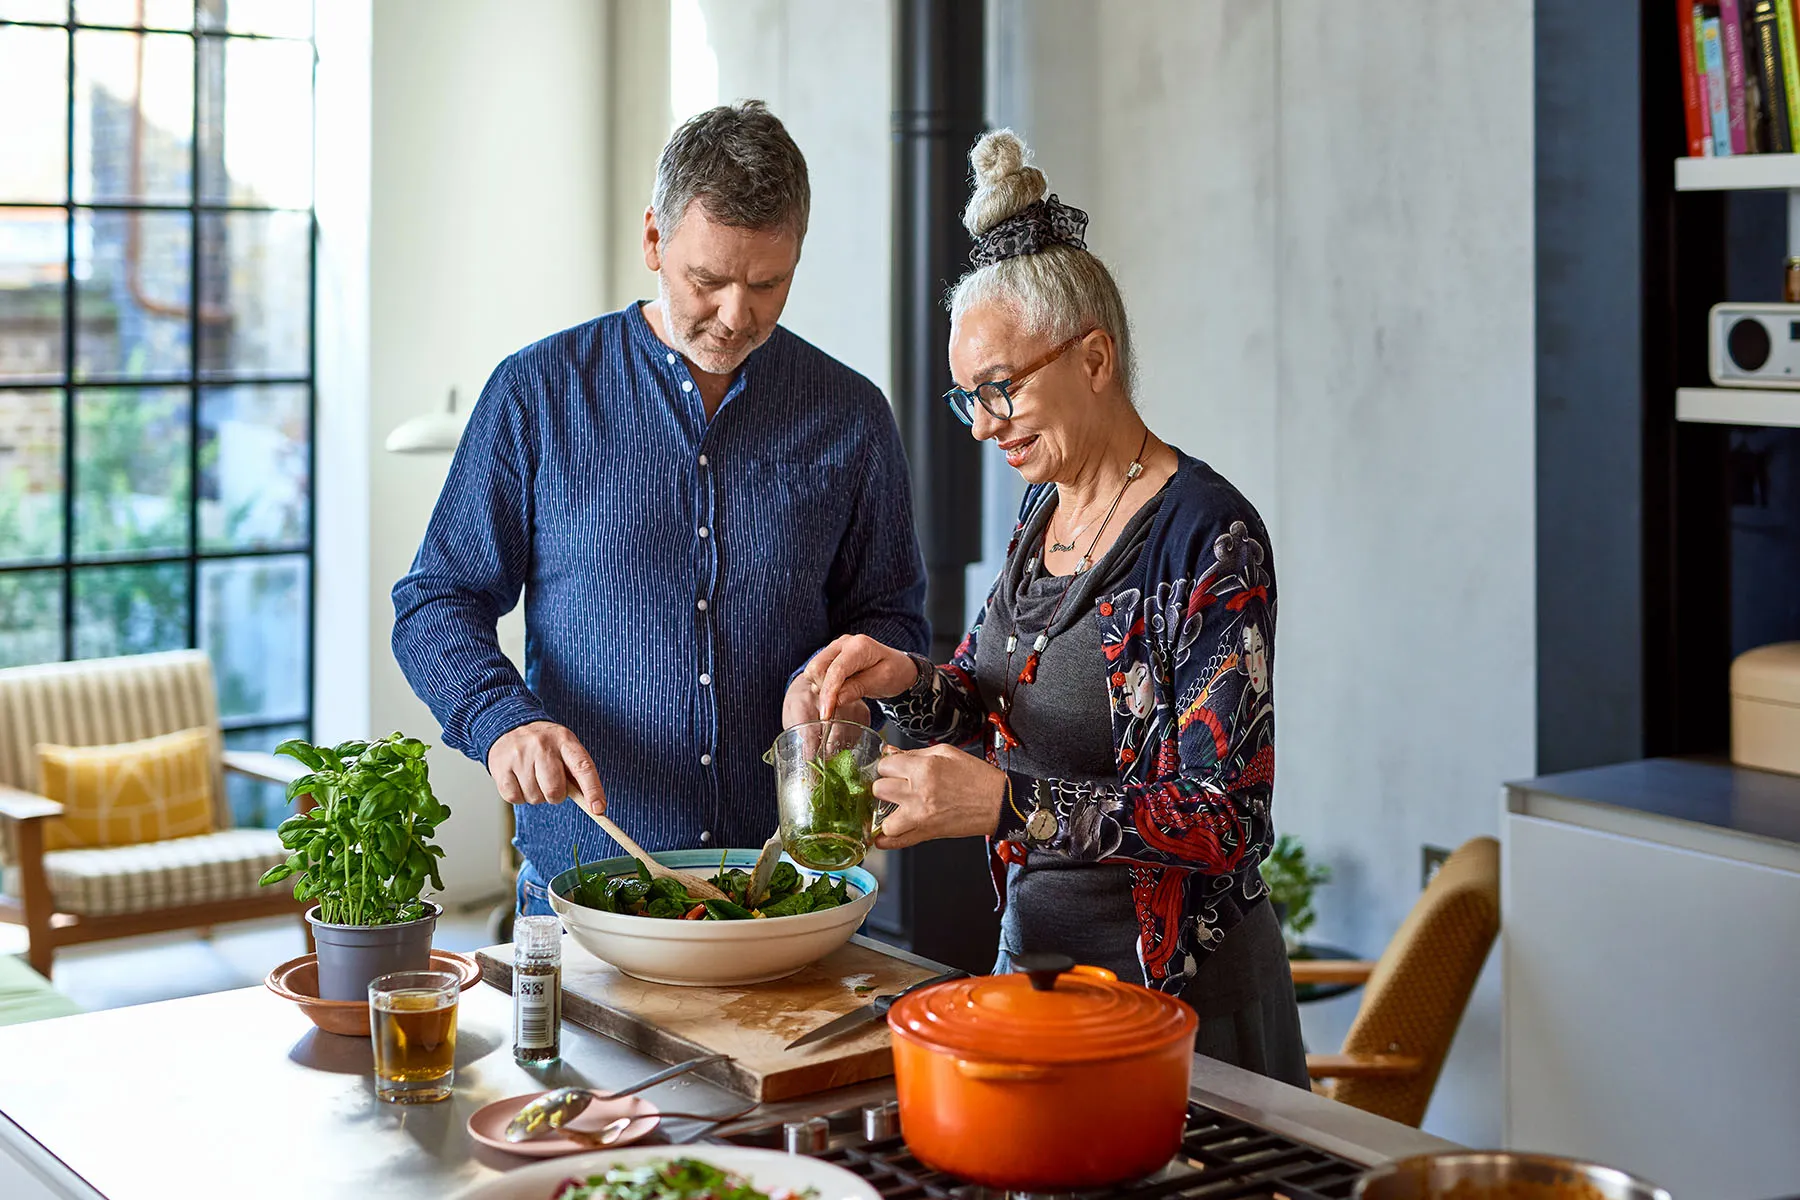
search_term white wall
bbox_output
[991,0,1535,1145]
[313,0,614,906]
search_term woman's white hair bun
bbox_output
[963,128,1048,239]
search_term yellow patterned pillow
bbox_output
[37,728,217,852]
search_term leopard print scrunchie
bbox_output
[969,195,1090,268]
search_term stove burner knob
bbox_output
[783,1116,830,1154]
[861,1100,900,1141]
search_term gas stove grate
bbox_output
[718,1101,1369,1200]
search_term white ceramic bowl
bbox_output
[547,848,878,987]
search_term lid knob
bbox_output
[1013,951,1075,991]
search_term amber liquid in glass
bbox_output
[372,990,457,1101]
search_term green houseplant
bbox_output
[1259,833,1331,954]
[259,733,451,1000]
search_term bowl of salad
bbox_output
[453,1147,882,1200]
[547,848,878,986]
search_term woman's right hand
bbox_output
[802,634,922,723]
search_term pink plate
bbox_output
[467,1093,661,1158]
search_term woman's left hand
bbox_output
[872,745,1007,849]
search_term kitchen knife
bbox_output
[784,969,967,1052]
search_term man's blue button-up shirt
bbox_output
[393,303,928,875]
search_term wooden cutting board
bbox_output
[476,935,946,1101]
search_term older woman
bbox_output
[790,130,1306,1086]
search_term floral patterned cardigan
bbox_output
[879,453,1276,994]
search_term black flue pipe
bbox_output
[893,0,986,663]
[888,0,1001,977]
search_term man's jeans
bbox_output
[515,860,556,917]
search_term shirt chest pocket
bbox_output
[720,459,849,592]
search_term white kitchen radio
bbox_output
[1710,302,1800,388]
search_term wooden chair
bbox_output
[0,650,313,978]
[1292,834,1500,1127]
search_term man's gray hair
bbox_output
[652,101,811,241]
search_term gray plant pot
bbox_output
[307,902,440,1001]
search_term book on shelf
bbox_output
[1681,0,1800,156]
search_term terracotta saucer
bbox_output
[468,1093,661,1157]
[264,949,482,1037]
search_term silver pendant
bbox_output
[1032,633,1049,653]
[1006,634,1018,654]
[1075,556,1091,574]
[1025,808,1058,842]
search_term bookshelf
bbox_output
[1675,151,1800,190]
[1675,152,1800,425]
[1676,386,1800,427]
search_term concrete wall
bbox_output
[685,0,895,396]
[990,0,1535,1145]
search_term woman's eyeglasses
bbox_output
[943,330,1092,426]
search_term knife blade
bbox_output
[785,969,967,1052]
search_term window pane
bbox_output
[223,721,305,828]
[75,208,192,379]
[201,553,304,720]
[200,35,312,208]
[0,26,69,204]
[0,1,67,21]
[73,560,187,659]
[73,385,189,558]
[199,383,306,550]
[198,211,308,377]
[0,390,64,565]
[75,0,195,30]
[0,569,63,668]
[73,30,194,205]
[197,0,311,40]
[0,209,69,383]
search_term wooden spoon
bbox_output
[582,807,728,902]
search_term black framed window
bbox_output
[0,0,315,827]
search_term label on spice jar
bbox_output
[514,971,560,1050]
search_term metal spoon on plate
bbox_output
[746,830,785,909]
[503,1053,730,1142]
[556,1104,761,1148]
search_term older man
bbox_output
[393,102,927,914]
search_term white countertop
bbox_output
[0,952,1456,1199]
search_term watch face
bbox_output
[1026,808,1058,842]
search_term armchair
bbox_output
[0,650,314,977]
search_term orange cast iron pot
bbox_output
[886,952,1198,1192]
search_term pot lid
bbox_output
[886,952,1196,1064]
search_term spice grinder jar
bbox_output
[887,952,1197,1192]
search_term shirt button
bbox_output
[701,753,712,766]
[699,673,712,686]
[665,352,676,365]
[681,380,694,393]
[697,526,709,539]
[698,454,709,467]
[696,599,708,612]
[700,830,713,844]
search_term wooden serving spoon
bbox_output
[581,807,728,902]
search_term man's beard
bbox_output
[658,274,765,375]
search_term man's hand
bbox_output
[870,744,1006,849]
[486,721,606,814]
[782,671,871,729]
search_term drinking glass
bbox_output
[765,720,885,871]
[368,969,459,1104]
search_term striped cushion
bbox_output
[2,829,293,918]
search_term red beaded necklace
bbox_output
[988,429,1150,757]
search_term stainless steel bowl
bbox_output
[1354,1152,1674,1200]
